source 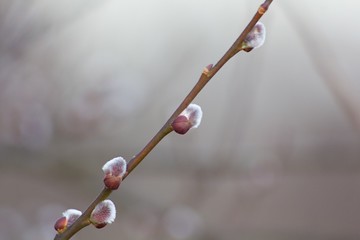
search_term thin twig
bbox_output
[54,1,273,239]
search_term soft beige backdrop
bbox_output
[1,0,360,239]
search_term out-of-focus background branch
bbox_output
[1,1,360,239]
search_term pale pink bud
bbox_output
[54,209,82,233]
[102,157,127,190]
[171,104,203,135]
[90,199,116,228]
[241,22,266,52]
[202,64,213,76]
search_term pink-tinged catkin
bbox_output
[90,199,116,228]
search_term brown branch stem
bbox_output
[54,1,273,239]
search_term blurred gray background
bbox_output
[1,0,360,239]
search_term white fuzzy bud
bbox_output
[241,22,266,51]
[62,209,82,226]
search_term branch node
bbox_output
[259,0,272,15]
[258,6,266,15]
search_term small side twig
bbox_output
[54,1,273,239]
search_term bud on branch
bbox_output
[241,22,266,52]
[171,104,203,134]
[102,157,127,190]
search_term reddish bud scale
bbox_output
[104,174,122,190]
[54,209,82,234]
[171,103,203,135]
[54,216,67,233]
[94,223,107,229]
[243,47,253,52]
[171,115,191,134]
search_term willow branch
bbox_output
[54,1,273,239]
